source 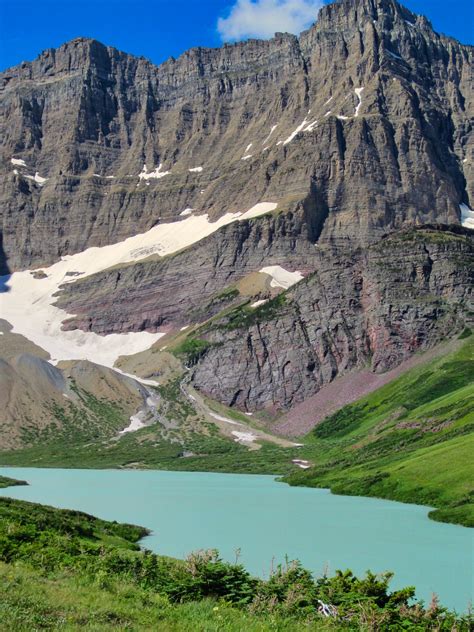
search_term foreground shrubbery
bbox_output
[0,497,471,631]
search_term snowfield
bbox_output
[460,203,474,229]
[138,163,170,180]
[0,201,278,368]
[259,266,304,289]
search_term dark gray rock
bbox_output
[0,0,472,271]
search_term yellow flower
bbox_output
[213,606,219,612]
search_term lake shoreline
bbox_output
[0,466,471,612]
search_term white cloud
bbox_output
[217,0,323,41]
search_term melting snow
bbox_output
[241,154,253,160]
[260,266,304,289]
[251,299,268,308]
[139,163,170,181]
[11,158,27,167]
[188,167,203,173]
[0,201,279,367]
[232,431,257,444]
[245,143,253,153]
[209,412,242,426]
[324,111,332,117]
[460,203,474,229]
[324,96,333,106]
[336,115,350,121]
[283,118,310,144]
[180,208,194,216]
[25,172,48,186]
[262,125,278,144]
[354,87,364,117]
[239,202,277,219]
[180,325,189,331]
[304,119,318,132]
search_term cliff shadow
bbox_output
[0,232,11,293]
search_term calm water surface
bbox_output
[0,468,472,611]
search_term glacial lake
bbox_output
[0,468,472,612]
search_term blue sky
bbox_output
[0,0,472,71]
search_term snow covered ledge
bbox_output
[460,203,474,229]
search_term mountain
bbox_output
[1,0,472,272]
[0,0,472,488]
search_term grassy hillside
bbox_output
[0,495,469,631]
[284,334,474,527]
[1,336,472,527]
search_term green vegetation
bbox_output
[1,337,472,527]
[0,475,27,489]
[217,293,288,331]
[0,496,469,631]
[284,336,474,527]
[172,337,216,365]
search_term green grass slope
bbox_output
[284,334,474,527]
[0,495,469,631]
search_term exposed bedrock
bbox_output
[191,227,474,411]
[0,0,472,269]
[54,210,319,334]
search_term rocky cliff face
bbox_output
[54,210,317,334]
[191,227,473,411]
[1,0,473,423]
[0,0,472,271]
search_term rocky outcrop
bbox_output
[191,227,474,411]
[54,210,317,333]
[0,0,472,270]
[0,321,150,448]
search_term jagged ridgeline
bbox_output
[0,0,472,463]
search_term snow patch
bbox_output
[180,208,194,216]
[139,163,170,181]
[188,167,203,173]
[460,203,474,229]
[324,96,333,106]
[304,119,318,132]
[11,158,27,167]
[336,115,349,121]
[245,143,253,152]
[113,367,159,387]
[209,412,242,427]
[232,431,257,444]
[260,265,304,289]
[324,111,332,117]
[262,125,278,144]
[25,172,48,186]
[180,325,189,331]
[239,202,277,220]
[0,201,279,368]
[283,117,309,145]
[241,154,253,160]
[354,87,364,117]
[119,413,146,435]
[251,299,268,308]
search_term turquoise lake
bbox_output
[0,467,472,611]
